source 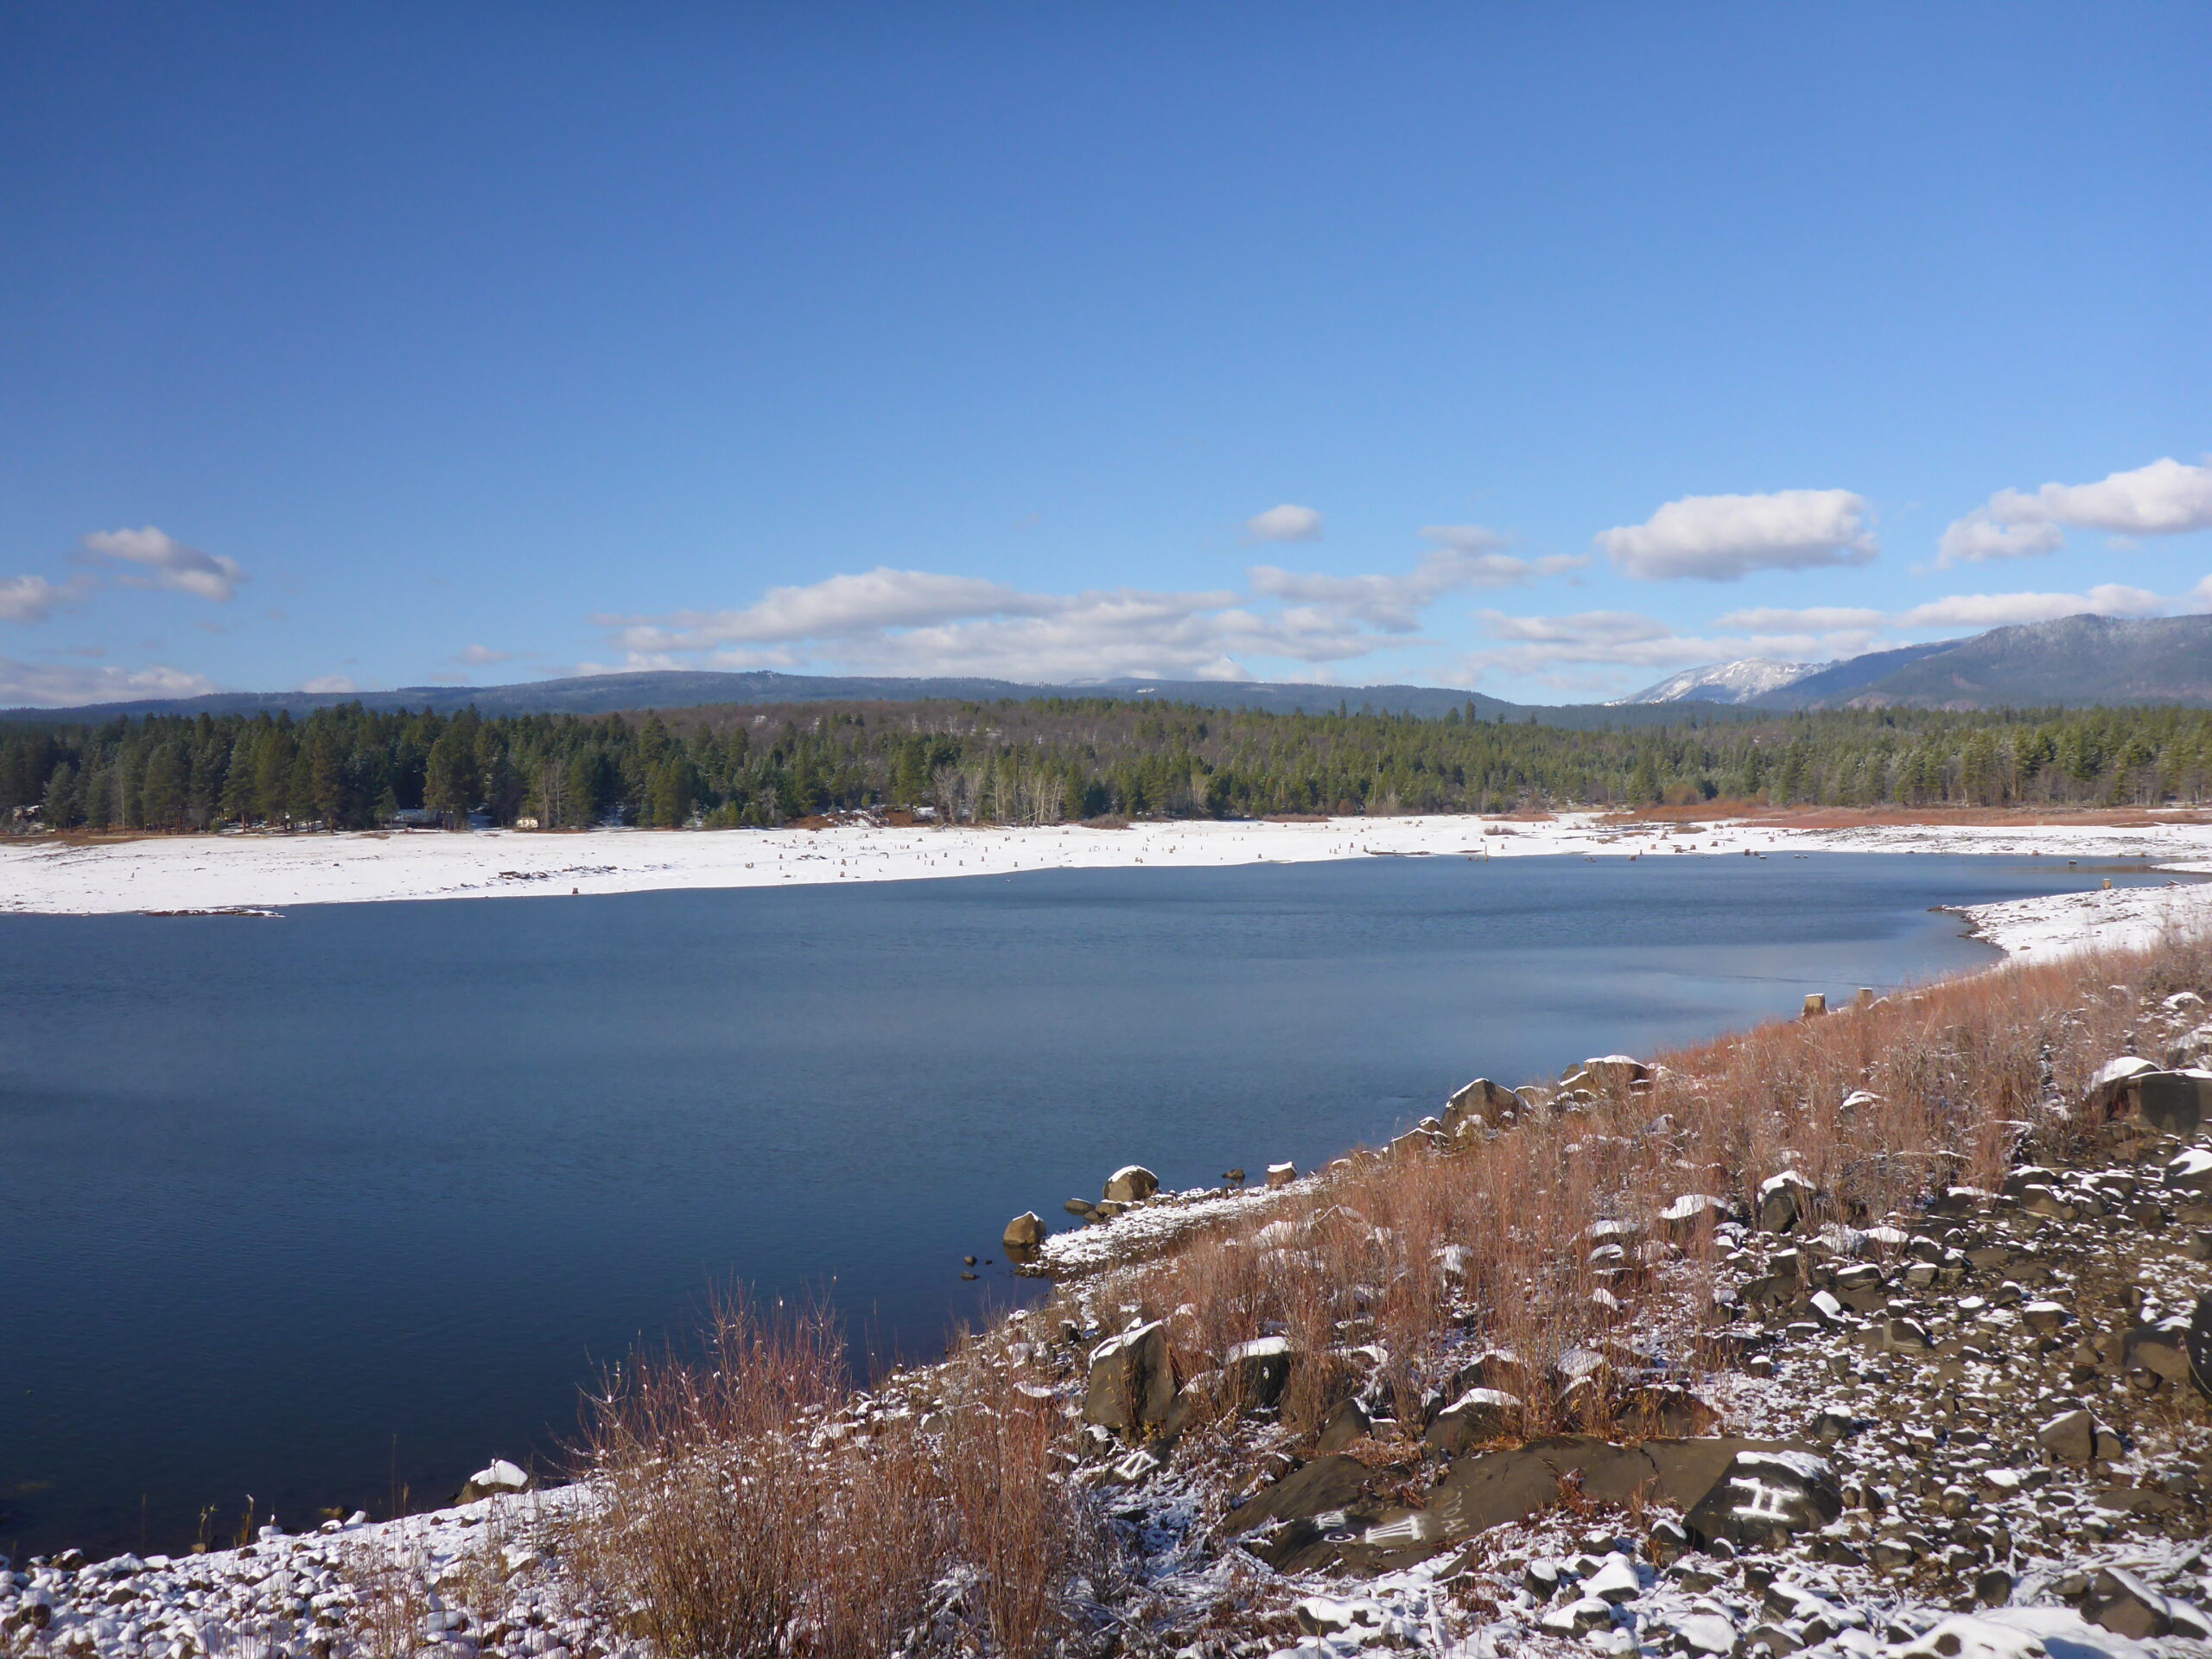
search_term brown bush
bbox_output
[567,1298,1107,1659]
[570,1294,846,1659]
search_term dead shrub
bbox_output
[569,1294,846,1659]
[943,1373,1091,1659]
[566,1294,1109,1659]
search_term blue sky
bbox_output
[3,3,2209,707]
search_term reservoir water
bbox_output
[0,851,2164,1554]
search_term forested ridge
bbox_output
[7,696,2212,833]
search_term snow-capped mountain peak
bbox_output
[1610,658,1829,706]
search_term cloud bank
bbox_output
[0,658,216,709]
[591,535,1570,683]
[0,574,96,626]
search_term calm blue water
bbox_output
[0,852,2164,1554]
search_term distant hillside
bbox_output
[0,668,1758,730]
[0,671,1497,723]
[1615,614,2212,711]
[1806,613,2212,709]
[1754,640,1958,706]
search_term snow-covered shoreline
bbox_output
[9,810,2212,922]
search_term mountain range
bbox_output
[10,613,2211,727]
[1612,613,2212,710]
[3,670,1716,730]
[1,671,1521,724]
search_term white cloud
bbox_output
[1249,532,1579,632]
[1597,489,1878,581]
[1893,585,2164,629]
[0,658,216,709]
[1937,456,2212,566]
[594,579,1347,683]
[454,645,513,665]
[1934,512,2067,566]
[591,537,1585,684]
[300,675,359,694]
[75,526,248,601]
[1243,504,1324,543]
[592,568,1061,653]
[2035,456,2212,535]
[1,573,95,625]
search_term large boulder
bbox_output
[1224,1453,1371,1535]
[1576,1055,1651,1092]
[1830,1262,1887,1313]
[1682,1449,1842,1551]
[1001,1211,1045,1250]
[1256,1437,1819,1580]
[1103,1165,1160,1202]
[1316,1397,1372,1452]
[1083,1320,1177,1435]
[1441,1077,1524,1135]
[1225,1336,1294,1410]
[1428,1435,1804,1542]
[2088,1054,2161,1114]
[2123,1315,2196,1388]
[458,1459,531,1503]
[1757,1170,1815,1234]
[2131,1070,2212,1135]
[1222,1455,1378,1573]
[2036,1408,2121,1464]
[2082,1567,2179,1640]
[1660,1193,1730,1243]
[2168,1147,2212,1198]
[1422,1388,1523,1455]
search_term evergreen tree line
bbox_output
[6,696,2212,834]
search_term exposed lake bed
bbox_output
[0,850,2187,1555]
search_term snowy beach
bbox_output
[9,810,2212,930]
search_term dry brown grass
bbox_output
[563,1296,1103,1659]
[1131,930,2210,1466]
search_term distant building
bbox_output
[390,807,441,829]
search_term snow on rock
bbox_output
[1033,1180,1310,1276]
[1891,1607,2159,1659]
